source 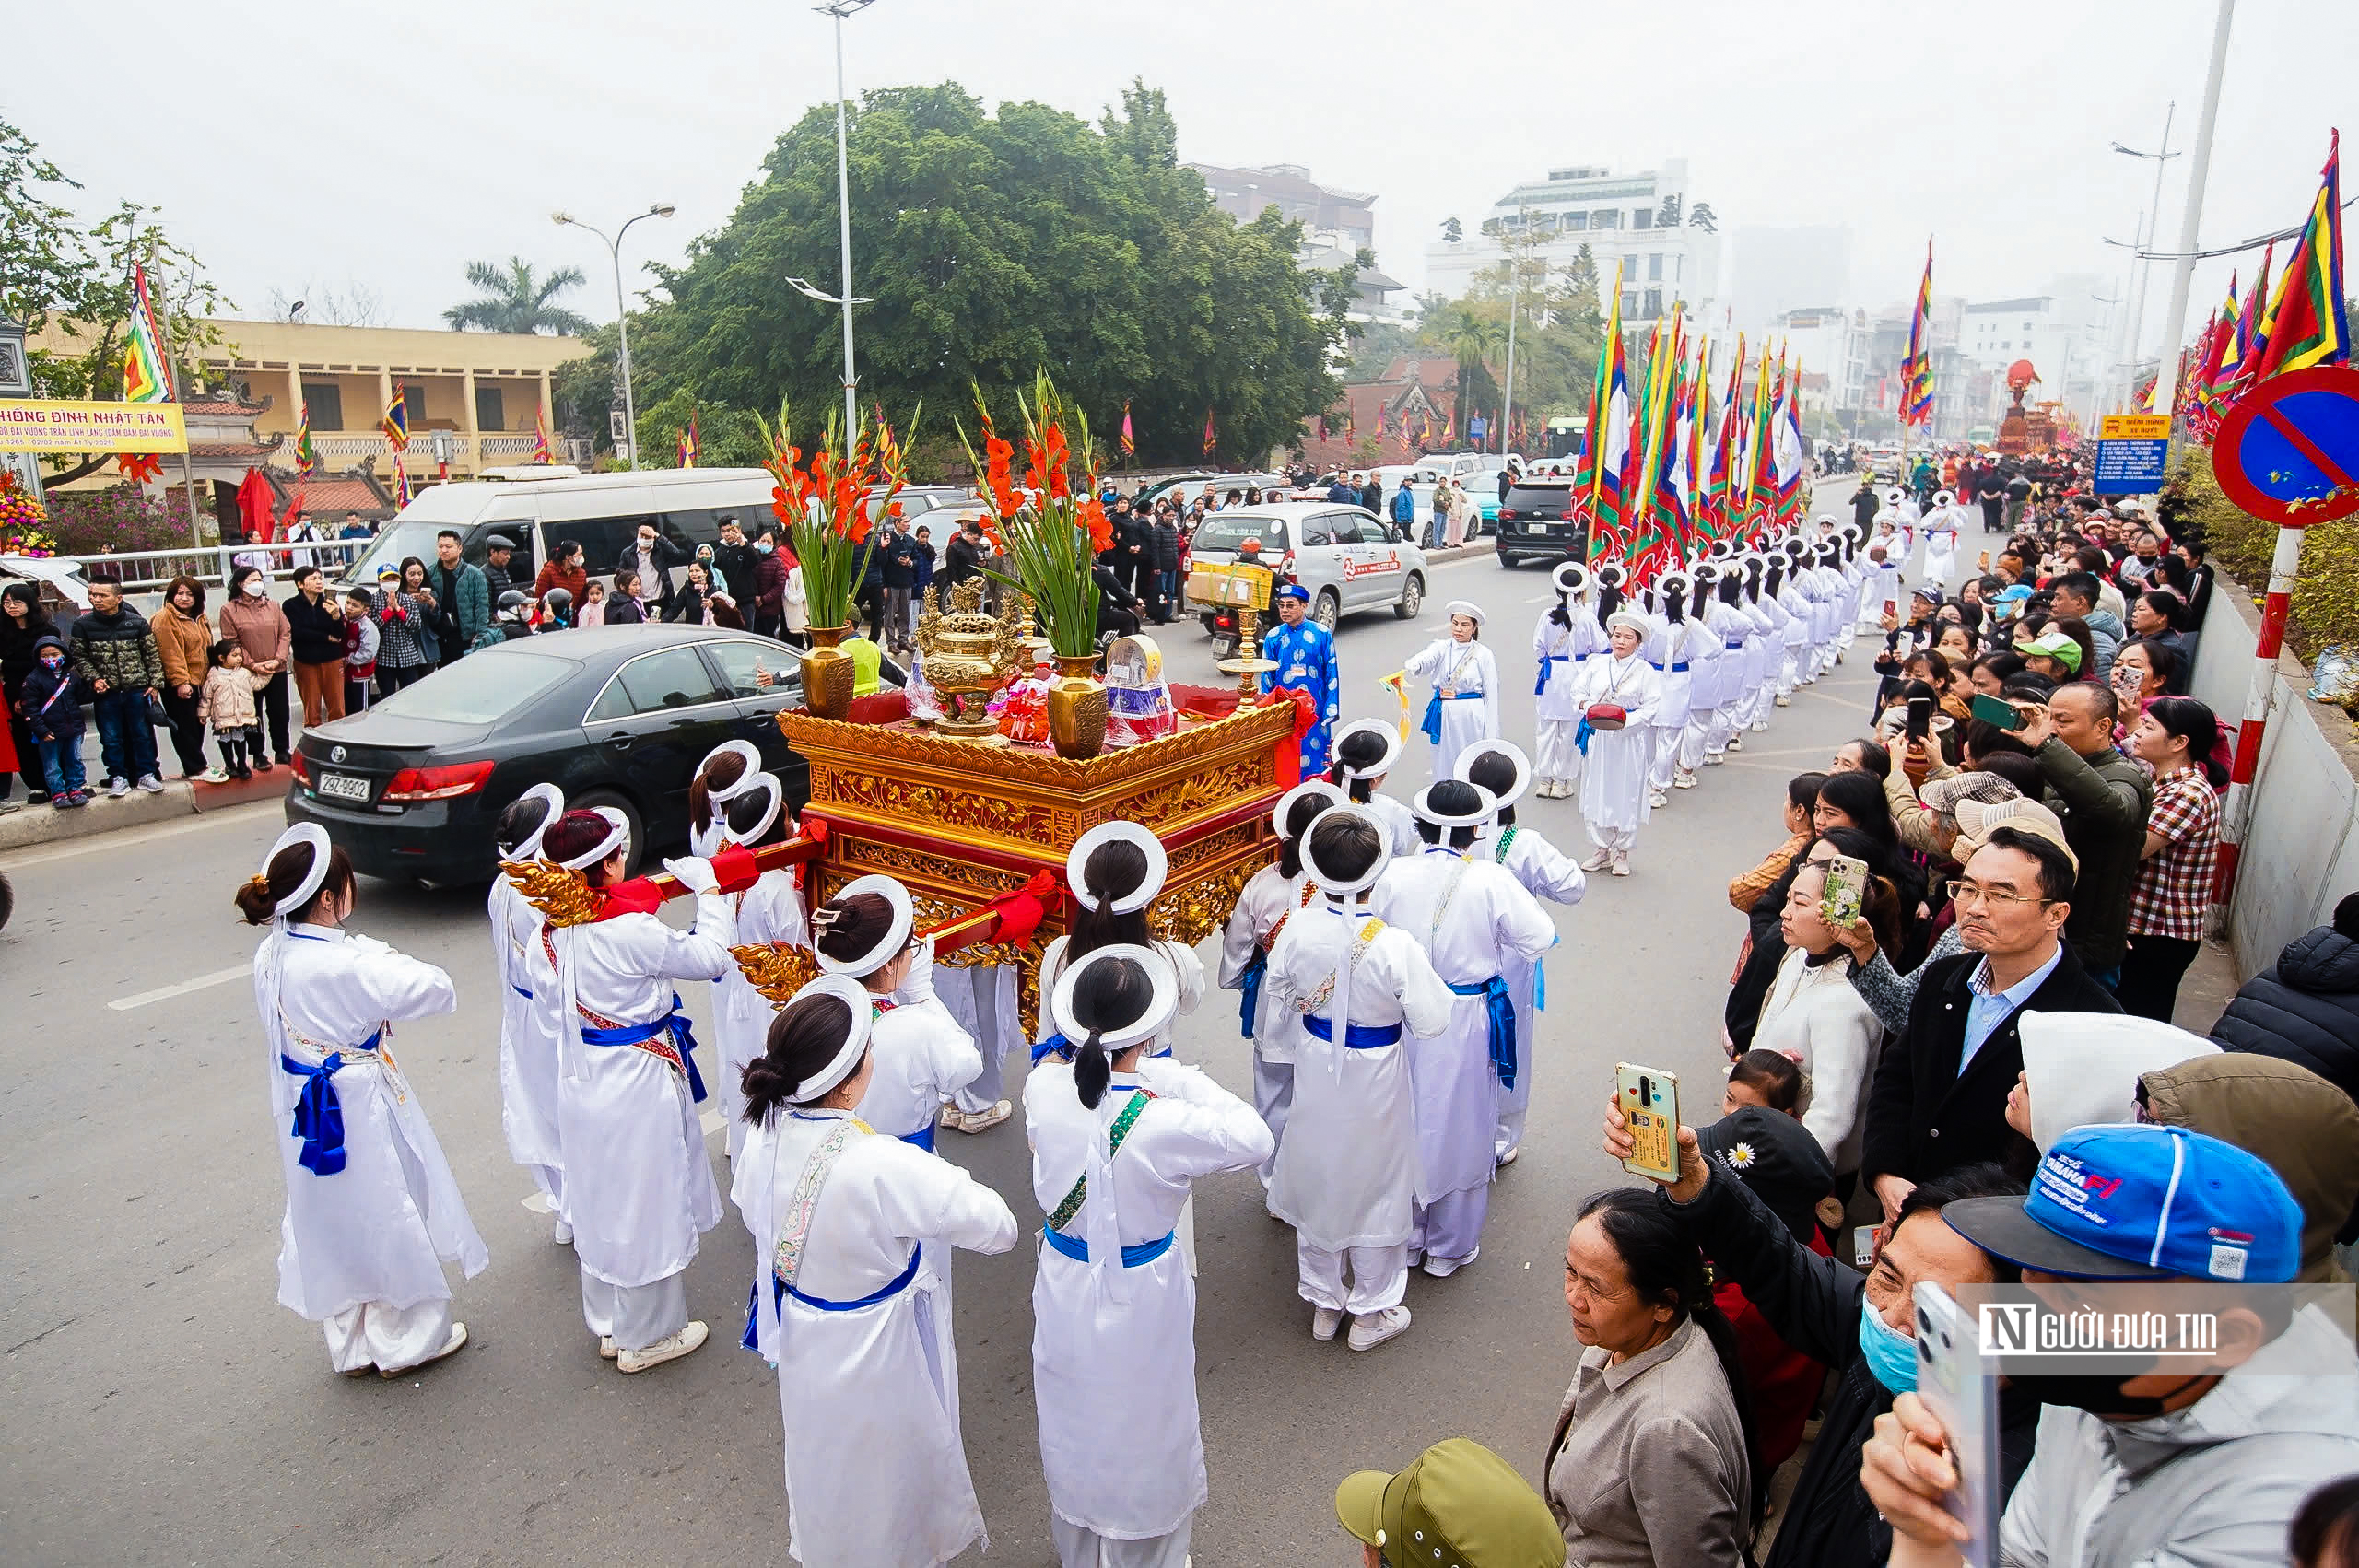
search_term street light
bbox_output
[554,203,676,468]
[816,0,879,438]
[2109,106,2178,411]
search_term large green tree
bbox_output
[444,257,592,334]
[640,80,1349,468]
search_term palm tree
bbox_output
[1435,307,1505,439]
[443,257,593,335]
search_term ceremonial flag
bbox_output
[1901,241,1935,427]
[1344,405,1356,441]
[532,410,554,465]
[292,400,320,475]
[1572,260,1632,559]
[2212,244,2275,415]
[393,453,412,508]
[1625,308,1685,586]
[1202,409,1216,457]
[677,409,699,468]
[1773,357,1807,528]
[1705,334,1743,540]
[2249,130,2350,384]
[380,389,410,451]
[120,263,175,404]
[1741,349,1778,535]
[1316,414,1331,443]
[1120,400,1136,458]
[1441,404,1457,445]
[2185,286,2236,443]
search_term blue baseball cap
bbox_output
[1943,1123,2301,1282]
[1993,584,2034,605]
[1274,583,1310,603]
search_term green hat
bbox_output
[2024,628,2083,673]
[1334,1439,1562,1568]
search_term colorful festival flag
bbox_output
[120,263,175,404]
[380,389,410,451]
[393,453,412,508]
[1572,260,1632,560]
[532,410,554,465]
[292,400,320,475]
[2212,244,2275,416]
[1120,400,1136,458]
[1202,409,1216,458]
[677,409,699,468]
[1901,241,1935,427]
[2249,130,2350,384]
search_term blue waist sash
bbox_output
[1238,948,1266,1038]
[1033,1033,1171,1063]
[581,993,707,1103]
[1724,640,1745,650]
[1041,1225,1175,1268]
[1302,1014,1403,1049]
[745,1242,925,1348]
[511,982,534,1000]
[1649,660,1691,673]
[1420,688,1483,743]
[1447,976,1519,1089]
[1534,653,1567,696]
[898,1124,937,1153]
[278,1028,382,1177]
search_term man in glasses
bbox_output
[1860,822,2120,1223]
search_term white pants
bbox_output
[1680,714,1711,770]
[1298,1238,1409,1315]
[1414,1188,1488,1268]
[953,965,1018,1115]
[1536,718,1583,785]
[581,1266,687,1352]
[1053,1514,1193,1568]
[1648,726,1683,789]
[323,1295,453,1375]
[1252,1054,1292,1187]
[1584,821,1637,853]
[1706,707,1737,757]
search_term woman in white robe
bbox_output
[1457,743,1582,1166]
[704,772,808,1164]
[1736,558,1780,736]
[488,782,567,1235]
[1572,611,1664,875]
[1402,600,1501,783]
[814,874,983,1151]
[1372,781,1556,1277]
[1533,562,1601,798]
[1326,718,1420,856]
[1218,780,1340,1188]
[1028,945,1274,1568]
[537,807,734,1372]
[1643,573,1697,802]
[734,976,1019,1567]
[1920,490,1963,587]
[1265,807,1454,1351]
[243,824,486,1376]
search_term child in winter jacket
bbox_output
[17,635,89,806]
[197,639,265,778]
[342,590,380,714]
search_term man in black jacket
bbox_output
[1147,509,1181,624]
[2212,891,2359,1116]
[941,521,986,593]
[710,518,759,610]
[1603,1099,2039,1568]
[1863,825,2121,1221]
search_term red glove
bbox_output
[709,842,761,895]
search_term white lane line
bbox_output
[108,964,252,1011]
[522,1191,556,1214]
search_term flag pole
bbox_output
[140,243,205,547]
[2154,0,2235,432]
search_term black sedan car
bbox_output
[287,625,811,887]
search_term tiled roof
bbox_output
[182,397,269,418]
[187,441,277,462]
[1294,380,1452,471]
[269,472,393,518]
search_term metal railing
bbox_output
[32,540,374,596]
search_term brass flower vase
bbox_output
[800,626,857,721]
[1046,653,1108,759]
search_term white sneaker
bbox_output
[1750,720,1770,732]
[1672,770,1697,789]
[106,777,130,799]
[1726,734,1744,751]
[1347,1305,1412,1351]
[135,774,165,793]
[381,1321,468,1377]
[1311,1305,1344,1342]
[198,766,230,784]
[1648,790,1669,809]
[1611,850,1631,877]
[1496,1144,1520,1168]
[1579,847,1612,872]
[617,1320,709,1373]
[953,1099,1013,1134]
[1423,1247,1479,1279]
[1703,754,1725,766]
[553,1220,573,1245]
[1774,694,1792,707]
[598,1335,618,1359]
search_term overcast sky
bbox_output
[15,0,2355,357]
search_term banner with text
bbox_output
[0,399,189,454]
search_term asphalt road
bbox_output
[0,547,1889,1565]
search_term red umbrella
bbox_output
[236,467,276,543]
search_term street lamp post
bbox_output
[554,203,676,468]
[2110,105,2178,411]
[812,0,878,439]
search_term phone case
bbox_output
[1914,1283,2001,1567]
[1821,855,1867,928]
[1615,1063,1680,1182]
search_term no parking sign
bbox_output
[2212,365,2359,527]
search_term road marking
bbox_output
[108,964,252,1011]
[700,1109,725,1136]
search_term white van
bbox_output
[339,468,778,591]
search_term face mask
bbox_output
[1858,1297,1919,1396]
[41,652,62,669]
[244,579,266,597]
[756,542,773,555]
[638,537,655,552]
[2013,1370,2203,1421]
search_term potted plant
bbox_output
[761,403,911,720]
[958,373,1115,757]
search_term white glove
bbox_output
[662,855,720,895]
[898,934,939,1004]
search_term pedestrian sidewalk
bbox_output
[0,768,286,853]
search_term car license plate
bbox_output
[318,772,370,802]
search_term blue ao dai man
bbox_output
[1027,943,1273,1568]
[1258,581,1341,776]
[243,822,487,1377]
[1403,599,1501,782]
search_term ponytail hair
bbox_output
[1576,1188,1766,1532]
[1063,955,1156,1110]
[1465,751,1519,828]
[234,839,353,925]
[741,991,858,1126]
[1327,727,1388,804]
[1071,838,1152,957]
[690,750,751,836]
[1276,790,1331,879]
[496,793,555,858]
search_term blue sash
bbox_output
[898,1124,936,1153]
[1033,1033,1171,1063]
[510,983,534,1000]
[1649,660,1691,673]
[1447,976,1519,1089]
[1238,948,1265,1038]
[580,993,707,1103]
[1575,718,1593,755]
[1302,1014,1403,1049]
[1041,1225,1175,1268]
[742,1241,925,1348]
[1420,689,1482,743]
[1534,653,1567,696]
[278,1027,381,1177]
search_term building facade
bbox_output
[1423,158,1723,322]
[1187,161,1405,325]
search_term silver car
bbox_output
[1183,501,1429,640]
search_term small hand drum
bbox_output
[1584,703,1629,731]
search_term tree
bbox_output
[633,387,768,470]
[1688,202,1718,233]
[642,79,1347,467]
[1656,193,1682,229]
[443,257,593,334]
[1439,216,1463,245]
[266,281,386,326]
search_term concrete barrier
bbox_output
[2190,572,2359,977]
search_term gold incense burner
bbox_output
[913,578,1028,739]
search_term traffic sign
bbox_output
[2093,414,2172,493]
[2212,365,2359,528]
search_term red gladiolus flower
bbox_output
[1081,497,1112,554]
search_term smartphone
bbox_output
[1614,1063,1681,1183]
[1822,853,1869,928]
[1884,598,1899,618]
[1914,1283,2001,1568]
[1968,692,2024,731]
[1907,696,1933,741]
